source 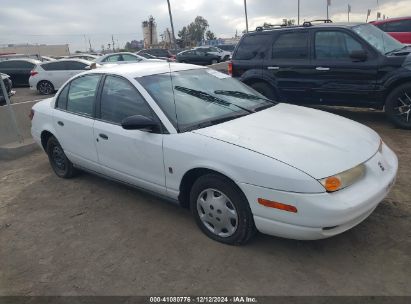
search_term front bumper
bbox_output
[238,142,398,240]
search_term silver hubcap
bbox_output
[39,82,52,94]
[395,91,411,122]
[196,188,238,238]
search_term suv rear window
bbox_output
[272,32,309,59]
[234,34,268,60]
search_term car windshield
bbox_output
[137,68,276,132]
[352,23,404,54]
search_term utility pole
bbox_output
[166,0,178,54]
[244,0,249,33]
[88,39,92,52]
[348,4,351,22]
[112,35,115,52]
[326,0,331,20]
[297,0,300,25]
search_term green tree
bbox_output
[178,16,210,45]
[206,30,216,40]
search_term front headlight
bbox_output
[319,163,366,192]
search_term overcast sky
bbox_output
[1,0,410,52]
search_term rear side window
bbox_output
[384,20,411,32]
[42,61,67,71]
[122,54,141,62]
[56,84,69,109]
[65,61,88,70]
[272,32,309,59]
[315,31,364,60]
[100,75,152,124]
[234,34,269,60]
[104,55,122,62]
[66,75,101,116]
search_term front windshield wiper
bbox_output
[385,45,410,55]
[174,86,254,113]
[214,90,276,112]
[185,113,249,131]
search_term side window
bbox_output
[104,55,122,62]
[14,61,35,69]
[42,61,67,71]
[272,32,309,59]
[56,83,70,109]
[385,20,411,32]
[122,54,141,62]
[65,61,88,70]
[234,34,269,60]
[100,75,153,124]
[315,31,364,60]
[0,61,13,68]
[66,75,101,116]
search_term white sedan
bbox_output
[94,52,162,65]
[30,62,398,245]
[29,59,94,95]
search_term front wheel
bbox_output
[38,80,55,95]
[190,174,256,245]
[250,82,277,100]
[210,59,218,65]
[385,83,411,129]
[46,136,76,178]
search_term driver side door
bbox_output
[93,75,166,194]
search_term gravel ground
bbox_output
[0,91,410,296]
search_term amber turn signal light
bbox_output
[258,198,298,213]
[324,176,342,192]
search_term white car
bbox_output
[68,54,100,61]
[31,62,398,245]
[29,59,94,95]
[94,52,162,65]
[194,46,231,61]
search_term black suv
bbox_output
[231,21,411,129]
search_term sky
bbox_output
[0,0,410,52]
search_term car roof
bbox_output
[85,62,206,78]
[371,16,411,24]
[40,58,93,65]
[247,22,365,35]
[0,58,41,64]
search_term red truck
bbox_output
[371,17,411,44]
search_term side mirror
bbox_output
[121,115,159,132]
[350,50,367,61]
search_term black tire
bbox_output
[223,55,230,61]
[190,173,256,245]
[250,81,278,100]
[46,136,76,178]
[210,59,219,65]
[37,80,55,95]
[385,83,411,129]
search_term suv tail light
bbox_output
[29,109,35,121]
[228,61,233,76]
[30,70,38,77]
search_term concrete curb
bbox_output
[0,138,40,160]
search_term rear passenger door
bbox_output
[42,61,71,89]
[53,74,102,171]
[262,30,314,103]
[93,75,166,194]
[310,29,379,106]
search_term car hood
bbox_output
[193,104,380,179]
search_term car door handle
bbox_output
[99,133,108,140]
[267,66,280,70]
[316,67,330,71]
[57,121,64,126]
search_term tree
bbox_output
[206,30,216,40]
[178,16,210,45]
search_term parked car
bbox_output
[31,62,398,245]
[137,48,175,59]
[194,46,231,61]
[371,17,411,44]
[230,21,411,129]
[0,73,13,106]
[177,49,220,65]
[0,58,41,86]
[68,54,100,61]
[95,52,151,65]
[29,59,94,95]
[0,54,55,62]
[136,52,172,61]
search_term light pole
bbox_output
[297,0,300,25]
[244,0,249,33]
[167,0,178,54]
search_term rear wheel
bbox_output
[385,83,411,129]
[38,80,54,95]
[210,59,218,64]
[250,81,277,100]
[190,174,256,245]
[46,136,76,178]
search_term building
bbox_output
[142,16,158,48]
[0,44,70,56]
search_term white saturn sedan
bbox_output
[29,59,94,95]
[30,62,398,245]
